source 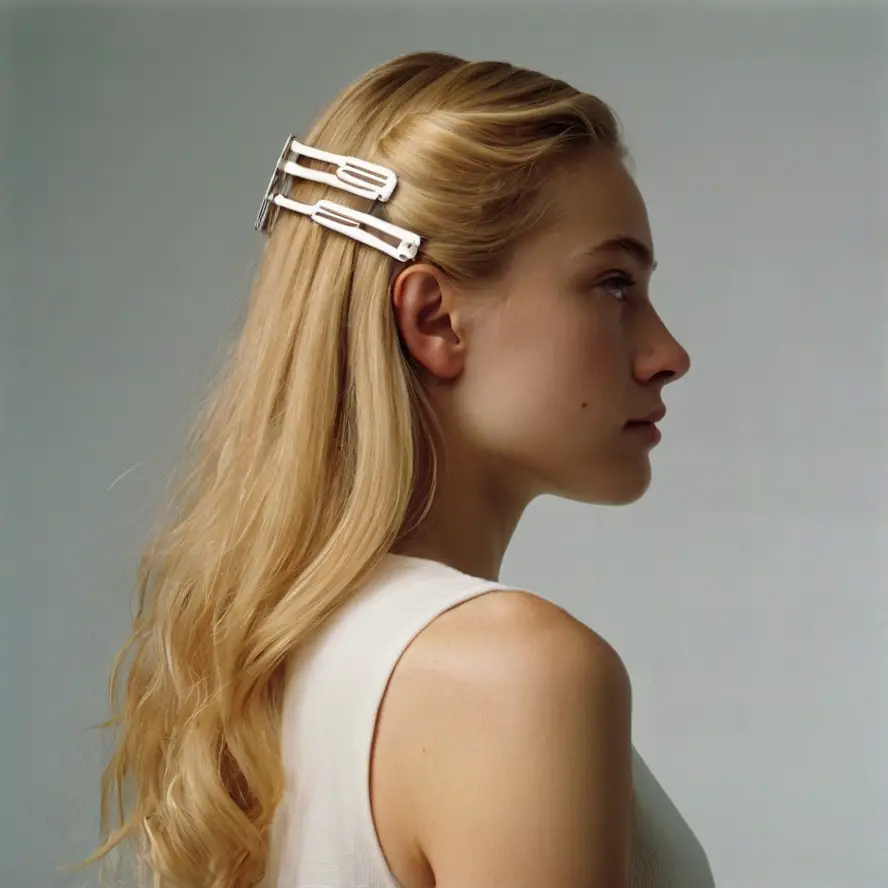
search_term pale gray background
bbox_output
[2,6,887,888]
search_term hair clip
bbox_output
[271,196,421,262]
[254,136,421,261]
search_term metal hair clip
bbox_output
[254,136,421,262]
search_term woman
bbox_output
[90,51,713,888]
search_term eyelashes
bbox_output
[573,266,643,304]
[598,272,637,303]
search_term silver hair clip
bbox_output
[254,136,421,262]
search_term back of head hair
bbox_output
[86,51,625,888]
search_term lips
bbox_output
[624,407,665,445]
[625,420,662,445]
[630,407,666,424]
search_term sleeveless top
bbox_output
[261,553,716,888]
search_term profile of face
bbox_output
[393,151,691,509]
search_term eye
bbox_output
[599,272,636,303]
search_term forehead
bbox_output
[523,152,653,266]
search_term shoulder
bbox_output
[372,588,633,888]
[398,588,631,705]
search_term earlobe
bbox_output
[392,263,466,382]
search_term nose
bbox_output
[634,312,691,386]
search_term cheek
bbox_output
[580,326,633,408]
[462,312,628,453]
[520,309,629,417]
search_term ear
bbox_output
[391,262,466,381]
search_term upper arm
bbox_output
[394,591,634,888]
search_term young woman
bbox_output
[90,51,713,888]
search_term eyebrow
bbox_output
[583,236,658,271]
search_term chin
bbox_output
[604,477,652,506]
[561,459,653,506]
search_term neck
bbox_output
[391,446,530,582]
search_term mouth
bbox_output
[624,408,665,446]
[624,421,662,445]
[631,407,666,424]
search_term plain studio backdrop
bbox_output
[1,5,886,888]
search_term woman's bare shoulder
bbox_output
[404,587,627,688]
[371,587,633,888]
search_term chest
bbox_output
[630,749,715,888]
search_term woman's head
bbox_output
[272,51,688,533]
[88,51,688,888]
[392,147,689,516]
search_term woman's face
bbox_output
[395,151,691,508]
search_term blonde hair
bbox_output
[87,51,625,888]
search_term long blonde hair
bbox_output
[88,51,625,888]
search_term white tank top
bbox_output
[261,553,716,888]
